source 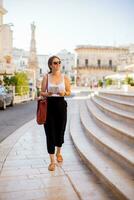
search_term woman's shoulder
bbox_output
[41,74,49,85]
[43,73,49,80]
[63,74,70,82]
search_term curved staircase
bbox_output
[70,91,134,200]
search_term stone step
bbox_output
[67,170,114,200]
[86,98,134,146]
[70,107,134,200]
[95,93,134,113]
[99,91,134,103]
[80,99,134,173]
[91,96,134,126]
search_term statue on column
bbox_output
[31,22,35,38]
[28,21,39,99]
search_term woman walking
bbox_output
[40,56,71,171]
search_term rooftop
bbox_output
[75,45,128,51]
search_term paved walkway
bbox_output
[0,99,113,200]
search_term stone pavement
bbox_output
[0,99,113,200]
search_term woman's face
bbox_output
[51,57,61,72]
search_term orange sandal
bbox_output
[56,154,63,162]
[48,163,55,171]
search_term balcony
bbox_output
[76,65,116,70]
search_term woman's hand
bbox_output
[40,91,53,97]
[57,91,65,96]
[47,92,53,96]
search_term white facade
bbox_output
[13,48,49,77]
[129,44,134,54]
[118,44,134,71]
[0,24,13,57]
[56,49,75,74]
[0,2,12,58]
[74,45,131,86]
[13,48,29,71]
[0,0,5,25]
[75,45,128,69]
[38,54,49,76]
[0,1,14,75]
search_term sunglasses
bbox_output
[53,61,61,65]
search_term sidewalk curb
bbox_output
[0,119,35,174]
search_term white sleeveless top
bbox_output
[47,74,65,97]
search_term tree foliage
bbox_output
[98,79,103,87]
[3,75,10,86]
[124,76,134,86]
[3,72,29,96]
[105,78,113,86]
[15,72,29,95]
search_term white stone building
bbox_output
[56,49,75,75]
[75,45,128,69]
[13,48,29,71]
[75,45,129,86]
[37,54,49,76]
[13,48,49,76]
[118,44,134,71]
[0,0,14,76]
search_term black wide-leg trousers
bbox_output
[44,97,67,154]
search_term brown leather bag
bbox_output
[36,75,48,125]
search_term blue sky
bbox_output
[4,0,134,54]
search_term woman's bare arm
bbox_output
[40,74,52,97]
[64,75,71,96]
[41,75,47,91]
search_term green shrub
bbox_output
[15,72,29,96]
[105,78,113,86]
[9,76,17,86]
[3,75,10,86]
[124,76,134,86]
[129,79,134,86]
[98,80,103,87]
[3,72,30,95]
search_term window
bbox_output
[98,59,101,67]
[40,68,42,74]
[85,59,88,67]
[77,59,79,66]
[62,66,65,71]
[109,60,112,67]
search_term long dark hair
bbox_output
[48,56,60,73]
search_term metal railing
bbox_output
[8,86,36,103]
